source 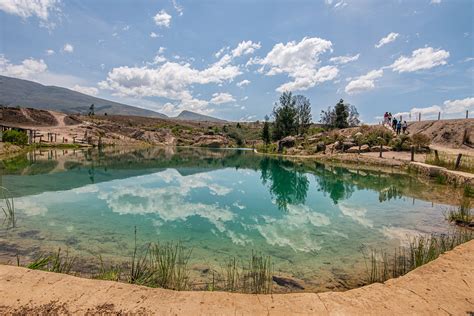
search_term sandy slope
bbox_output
[0,240,473,315]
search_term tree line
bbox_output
[262,92,360,144]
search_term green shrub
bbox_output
[2,130,28,145]
[411,133,431,149]
[390,135,411,151]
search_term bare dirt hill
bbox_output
[407,119,473,149]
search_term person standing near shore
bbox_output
[392,117,398,130]
[396,121,402,135]
[402,121,408,134]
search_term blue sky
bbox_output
[0,0,473,122]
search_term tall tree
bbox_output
[294,95,312,134]
[89,104,95,116]
[347,104,360,127]
[272,91,298,140]
[262,115,271,145]
[320,99,359,129]
[334,99,349,128]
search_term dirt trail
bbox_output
[0,240,473,315]
[48,110,66,127]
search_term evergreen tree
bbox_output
[89,104,95,116]
[272,91,298,140]
[262,115,271,145]
[294,95,312,134]
[320,99,359,129]
[334,99,348,128]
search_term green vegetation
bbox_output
[94,255,122,281]
[272,92,299,140]
[320,99,360,129]
[262,116,271,145]
[425,151,474,174]
[206,252,273,293]
[364,230,473,284]
[27,248,76,274]
[446,196,472,225]
[0,186,15,228]
[355,125,393,147]
[410,133,431,150]
[269,91,316,141]
[149,242,191,290]
[2,130,28,145]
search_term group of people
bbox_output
[383,112,408,135]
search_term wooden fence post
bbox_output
[434,149,439,163]
[455,153,463,170]
[379,143,383,158]
[418,113,421,122]
[467,110,469,119]
[438,112,441,120]
[410,146,415,162]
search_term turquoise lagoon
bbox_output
[0,147,459,291]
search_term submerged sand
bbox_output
[0,240,473,315]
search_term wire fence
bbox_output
[379,110,471,125]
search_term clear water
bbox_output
[0,147,457,291]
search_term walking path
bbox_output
[0,240,473,315]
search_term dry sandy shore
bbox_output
[0,241,473,315]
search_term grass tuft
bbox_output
[364,229,473,284]
[26,248,76,274]
[0,186,15,228]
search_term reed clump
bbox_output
[364,229,473,284]
[446,198,472,226]
[201,252,273,294]
[94,255,122,281]
[127,228,192,290]
[0,186,15,228]
[26,248,76,274]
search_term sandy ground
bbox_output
[0,240,473,315]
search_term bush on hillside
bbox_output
[2,130,28,145]
[411,133,431,149]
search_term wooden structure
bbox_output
[0,124,60,145]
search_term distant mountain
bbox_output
[0,75,167,118]
[174,110,226,123]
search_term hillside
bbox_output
[407,119,473,149]
[0,75,167,118]
[175,110,227,123]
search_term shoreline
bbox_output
[1,240,473,314]
[2,143,473,186]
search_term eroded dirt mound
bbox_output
[1,106,57,126]
[63,115,82,126]
[407,119,473,148]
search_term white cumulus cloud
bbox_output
[257,37,338,92]
[232,40,261,58]
[390,47,449,73]
[0,54,47,79]
[392,97,473,120]
[45,49,55,56]
[329,53,360,64]
[443,97,474,114]
[236,79,251,87]
[210,92,236,104]
[0,0,59,21]
[154,10,171,27]
[345,69,383,95]
[62,43,74,53]
[375,32,399,48]
[72,85,99,96]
